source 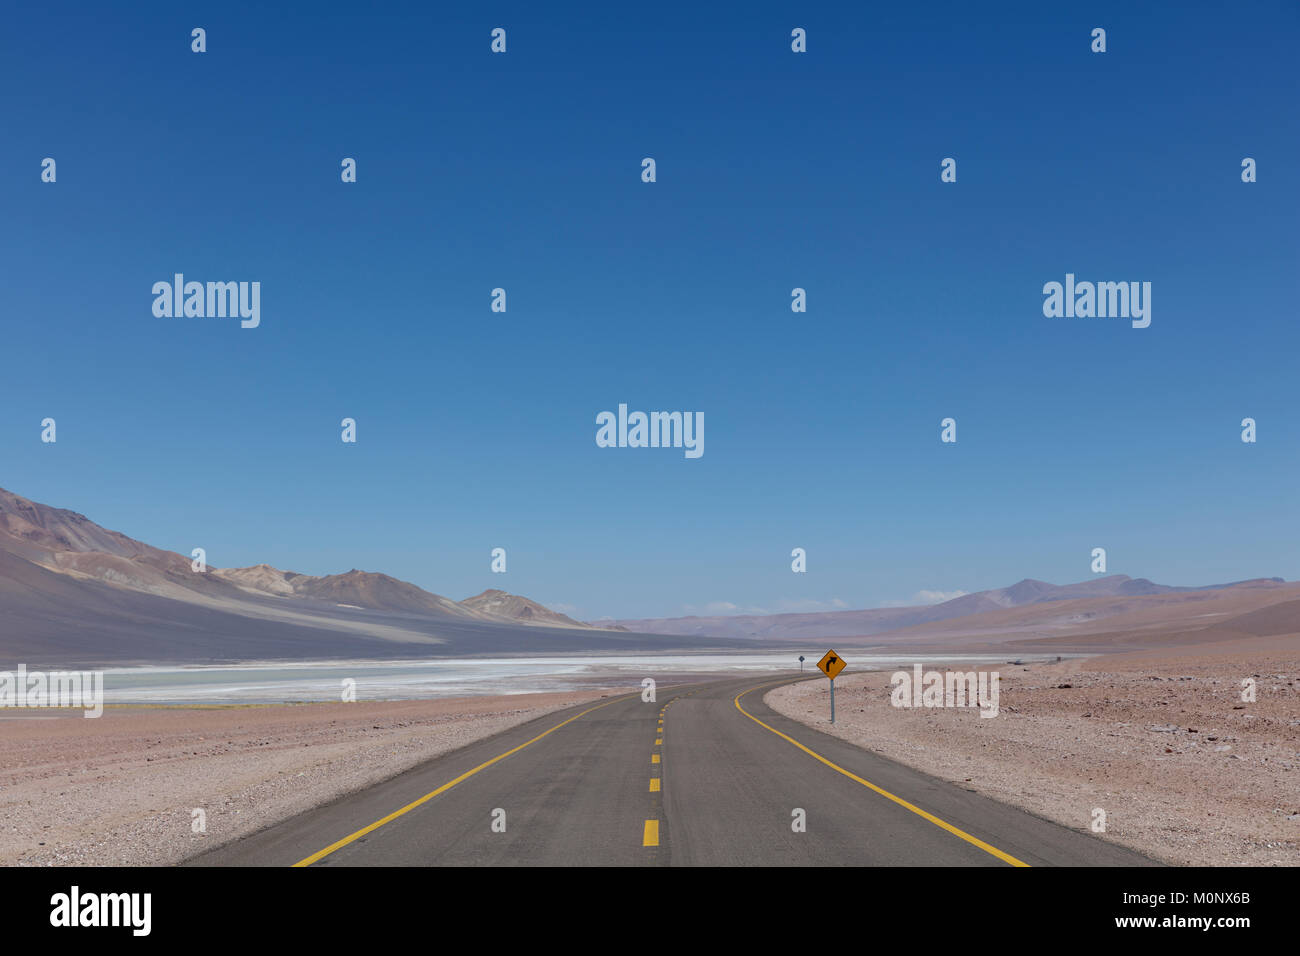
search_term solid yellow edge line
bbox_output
[292,693,634,867]
[734,682,1030,868]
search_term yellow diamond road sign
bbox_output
[817,649,846,680]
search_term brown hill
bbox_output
[0,487,253,603]
[0,486,603,634]
[214,565,473,618]
[460,589,585,628]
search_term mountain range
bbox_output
[3,483,1297,664]
[611,575,1292,640]
[0,485,672,665]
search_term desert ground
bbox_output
[3,633,1297,866]
[766,633,1300,866]
[0,689,615,866]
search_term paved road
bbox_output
[187,675,1158,867]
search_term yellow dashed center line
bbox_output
[644,696,674,850]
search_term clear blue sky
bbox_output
[3,1,1297,620]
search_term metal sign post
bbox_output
[815,649,847,724]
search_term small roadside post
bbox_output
[816,649,847,723]
[799,655,805,672]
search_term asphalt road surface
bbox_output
[186,675,1158,867]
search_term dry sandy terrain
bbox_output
[766,635,1300,866]
[0,689,614,866]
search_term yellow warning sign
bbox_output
[817,649,846,680]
